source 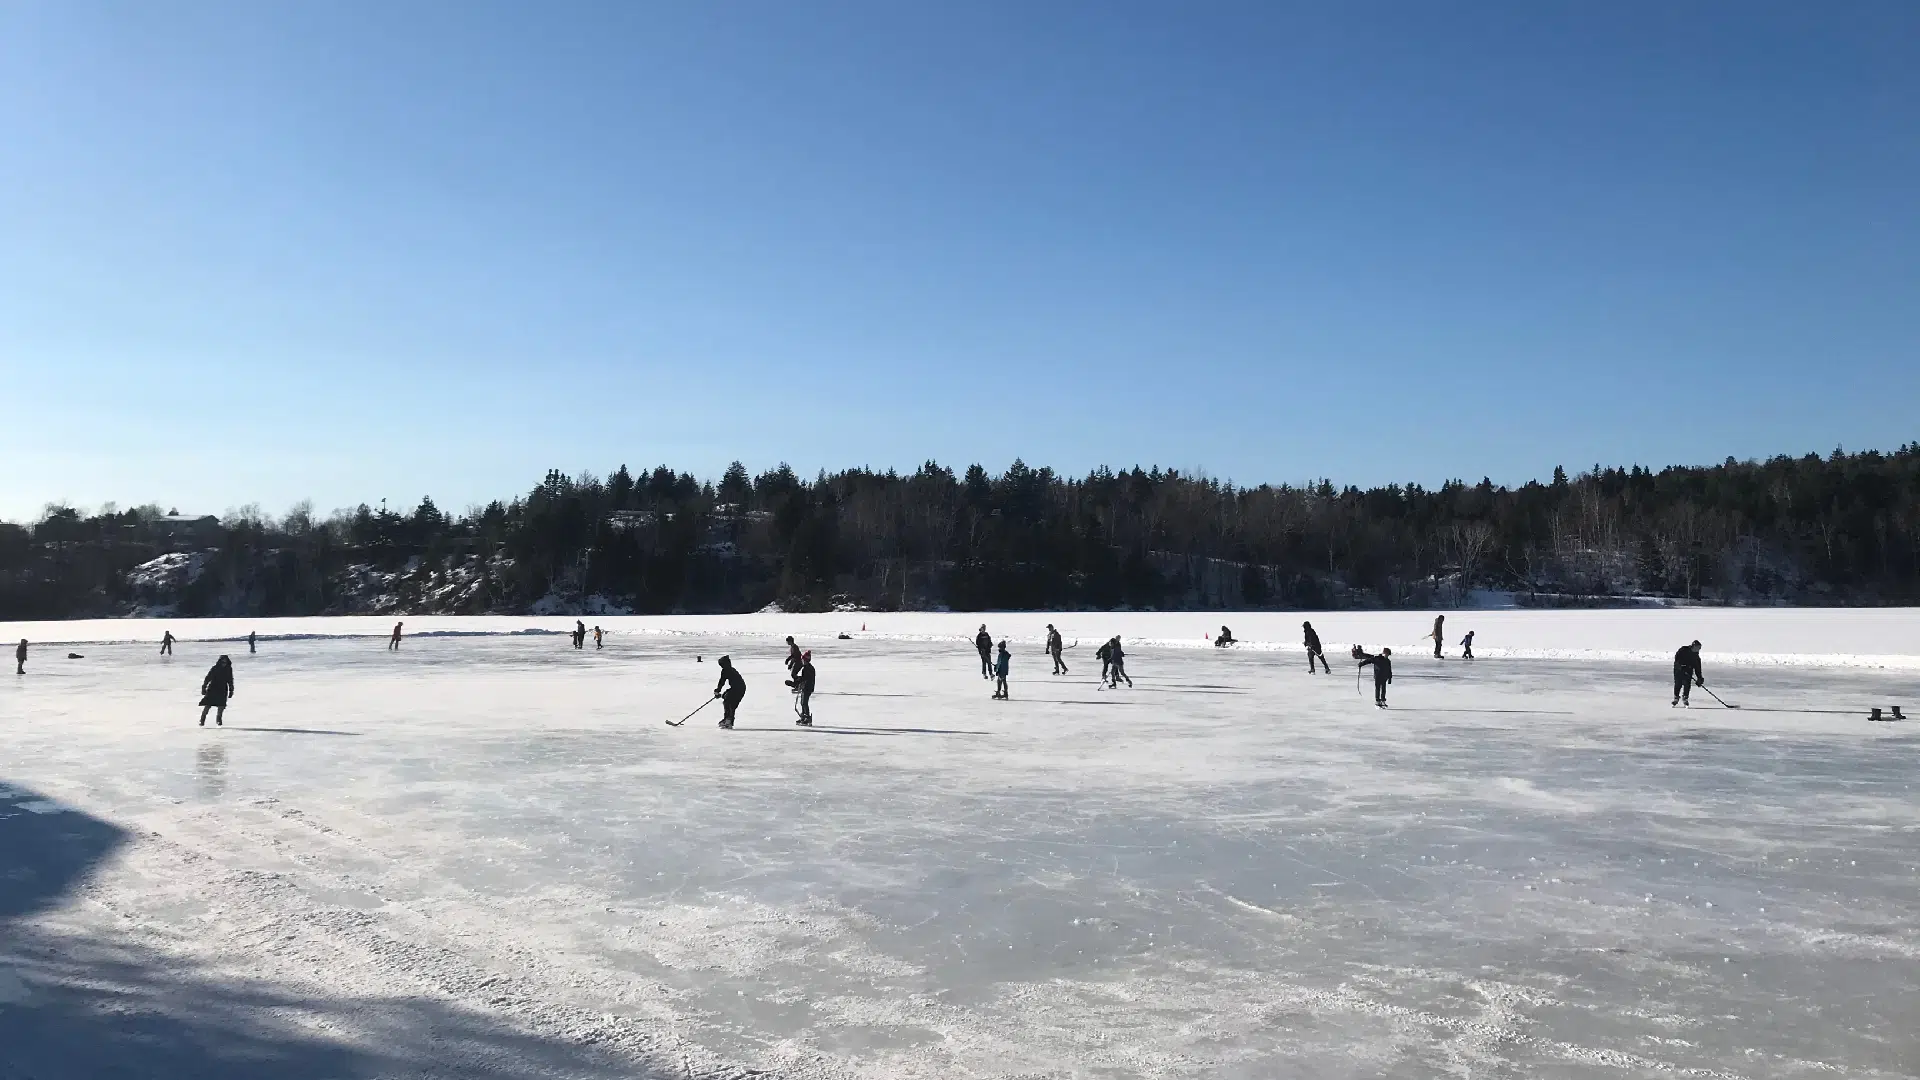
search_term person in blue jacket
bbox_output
[992,640,1011,699]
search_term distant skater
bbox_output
[1672,640,1704,707]
[160,630,175,656]
[785,636,804,685]
[1461,630,1475,659]
[1430,615,1445,659]
[793,650,815,726]
[247,630,257,655]
[1357,647,1393,707]
[198,655,235,726]
[1046,624,1068,675]
[1215,625,1236,647]
[574,620,586,649]
[713,654,746,729]
[15,639,25,676]
[389,622,404,650]
[1107,636,1132,688]
[992,640,1011,699]
[975,625,993,680]
[593,626,604,649]
[1303,621,1329,674]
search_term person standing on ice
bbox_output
[992,640,1011,699]
[14,638,25,676]
[160,630,175,656]
[1672,640,1705,707]
[1303,621,1329,673]
[574,620,587,649]
[1107,637,1132,688]
[1461,630,1475,659]
[793,650,816,726]
[1046,624,1068,675]
[712,654,746,729]
[593,626,604,649]
[1429,615,1445,659]
[1357,647,1393,707]
[198,655,235,726]
[247,630,256,655]
[975,625,994,679]
[389,622,404,650]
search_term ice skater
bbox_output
[1046,624,1068,675]
[160,630,175,656]
[992,640,1011,699]
[1107,636,1132,688]
[247,630,257,654]
[1357,647,1393,707]
[1215,625,1236,647]
[1461,630,1475,659]
[389,622,404,650]
[573,620,586,649]
[15,638,25,675]
[1096,638,1112,683]
[713,654,746,729]
[975,625,994,679]
[792,650,815,726]
[593,626,604,649]
[1429,615,1445,659]
[198,655,235,726]
[1303,621,1329,673]
[785,636,804,685]
[1672,640,1704,707]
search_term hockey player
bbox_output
[1429,615,1445,659]
[1107,637,1132,688]
[1303,621,1329,673]
[993,640,1011,699]
[793,650,815,726]
[198,655,236,726]
[161,630,175,656]
[1357,647,1393,707]
[1672,640,1704,707]
[1046,624,1068,675]
[1096,638,1112,683]
[713,655,746,729]
[975,625,993,679]
[785,636,804,684]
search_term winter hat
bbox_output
[718,654,732,665]
[801,650,811,662]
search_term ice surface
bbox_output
[3,615,1919,1077]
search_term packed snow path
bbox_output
[3,629,1917,1078]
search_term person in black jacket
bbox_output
[15,638,25,676]
[1096,639,1112,683]
[1107,637,1132,688]
[1302,621,1328,673]
[974,625,993,679]
[785,636,804,685]
[713,655,746,729]
[199,655,236,726]
[1672,640,1704,707]
[1046,624,1068,675]
[1357,648,1392,707]
[792,651,815,726]
[1215,626,1236,647]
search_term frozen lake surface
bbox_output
[3,618,1919,1077]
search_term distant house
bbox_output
[151,512,224,548]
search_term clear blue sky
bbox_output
[2,2,1915,522]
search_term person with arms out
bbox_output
[161,630,175,656]
[1303,621,1329,674]
[713,655,746,729]
[1672,640,1705,707]
[389,622,404,651]
[974,625,994,679]
[1357,647,1393,707]
[199,655,235,726]
[993,640,1011,699]
[1046,624,1068,675]
[793,650,816,726]
[593,626,604,649]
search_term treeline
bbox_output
[4,446,1920,619]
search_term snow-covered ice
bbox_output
[3,613,1918,1078]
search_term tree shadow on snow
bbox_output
[0,780,674,1079]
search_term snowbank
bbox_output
[4,609,1920,668]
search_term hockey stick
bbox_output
[1699,685,1740,709]
[666,696,716,727]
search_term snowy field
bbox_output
[3,613,1919,1078]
